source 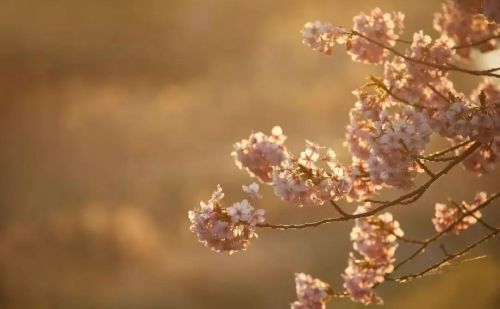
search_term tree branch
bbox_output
[391,192,500,273]
[258,142,482,230]
[389,230,498,283]
[351,30,500,78]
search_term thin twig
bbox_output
[369,75,427,109]
[365,199,389,204]
[329,200,350,217]
[396,234,427,245]
[417,155,459,162]
[389,230,498,283]
[416,159,436,177]
[422,140,473,159]
[391,193,500,272]
[453,34,500,50]
[453,200,498,232]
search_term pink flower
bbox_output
[434,0,500,59]
[301,21,348,55]
[272,142,353,206]
[242,182,263,199]
[342,254,384,305]
[345,89,432,188]
[291,273,332,309]
[227,200,254,223]
[343,204,403,305]
[405,31,455,84]
[188,186,266,254]
[351,205,403,266]
[232,126,289,183]
[348,8,405,64]
[432,192,485,234]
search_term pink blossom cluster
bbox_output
[302,8,405,64]
[348,8,405,64]
[272,141,352,206]
[343,204,403,305]
[188,185,265,254]
[432,191,487,234]
[346,90,432,188]
[232,126,289,183]
[406,31,455,84]
[460,136,500,174]
[425,79,500,144]
[434,0,500,58]
[301,21,347,55]
[383,32,456,107]
[291,273,333,309]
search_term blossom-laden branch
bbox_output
[350,30,500,78]
[453,33,500,49]
[189,2,500,308]
[390,230,498,283]
[257,142,481,230]
[327,192,499,301]
[392,192,499,273]
[394,33,500,52]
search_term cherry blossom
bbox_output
[232,126,289,183]
[424,78,500,143]
[434,0,500,59]
[190,3,500,307]
[302,8,405,64]
[227,200,254,223]
[405,31,455,84]
[432,191,486,234]
[272,142,353,206]
[348,8,405,64]
[242,182,263,199]
[342,254,384,305]
[188,185,265,254]
[291,273,333,309]
[343,204,403,305]
[345,89,432,188]
[459,136,500,174]
[301,21,348,55]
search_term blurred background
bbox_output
[0,0,499,308]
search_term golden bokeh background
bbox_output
[0,0,499,308]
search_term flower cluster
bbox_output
[242,182,263,199]
[302,8,404,64]
[434,0,500,59]
[382,33,455,108]
[460,136,500,174]
[232,126,289,183]
[301,21,347,55]
[432,191,487,234]
[291,273,333,309]
[348,8,405,64]
[406,31,455,84]
[190,3,500,307]
[343,204,403,305]
[272,141,353,206]
[346,90,432,188]
[426,79,500,144]
[188,185,265,254]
